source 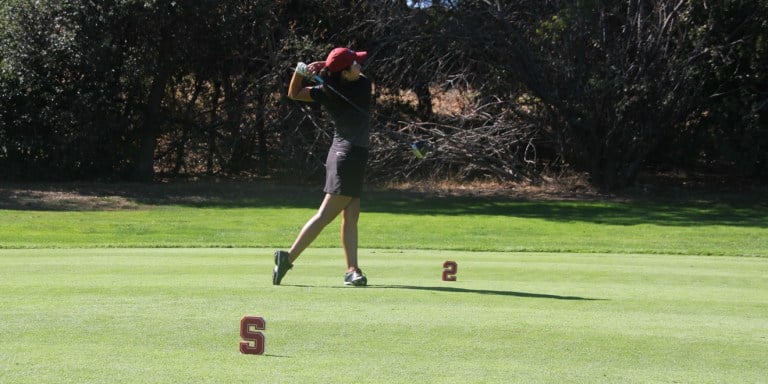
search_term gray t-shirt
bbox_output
[309,75,372,148]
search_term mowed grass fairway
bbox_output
[0,183,767,383]
[2,249,766,383]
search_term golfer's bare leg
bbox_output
[288,193,352,263]
[341,198,361,271]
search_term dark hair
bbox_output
[318,67,344,103]
[319,67,343,85]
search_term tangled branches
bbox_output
[367,109,541,184]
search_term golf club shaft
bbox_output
[309,74,368,116]
[292,68,426,157]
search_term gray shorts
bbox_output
[324,139,369,198]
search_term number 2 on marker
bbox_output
[239,316,265,355]
[442,260,458,281]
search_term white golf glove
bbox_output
[295,62,313,78]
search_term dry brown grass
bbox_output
[0,186,141,211]
[381,173,603,201]
[2,170,762,212]
[0,175,602,211]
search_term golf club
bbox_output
[292,65,431,159]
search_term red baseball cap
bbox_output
[325,48,368,73]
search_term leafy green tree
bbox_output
[487,0,766,189]
[683,1,768,178]
[1,1,127,179]
[1,0,765,187]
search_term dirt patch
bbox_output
[0,179,597,211]
[0,181,322,211]
[0,188,140,211]
[383,174,602,201]
[1,174,764,211]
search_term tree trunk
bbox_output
[207,81,222,175]
[173,78,204,174]
[414,81,432,117]
[223,77,249,173]
[255,96,268,175]
[132,29,173,182]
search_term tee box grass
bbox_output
[0,183,766,383]
[1,248,766,383]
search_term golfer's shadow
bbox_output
[369,285,604,301]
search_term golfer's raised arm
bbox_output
[287,70,313,102]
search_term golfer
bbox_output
[273,47,372,286]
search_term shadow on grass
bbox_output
[1,181,766,227]
[370,285,604,301]
[361,190,768,228]
[288,284,603,301]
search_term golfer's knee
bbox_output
[342,210,359,224]
[313,211,336,226]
